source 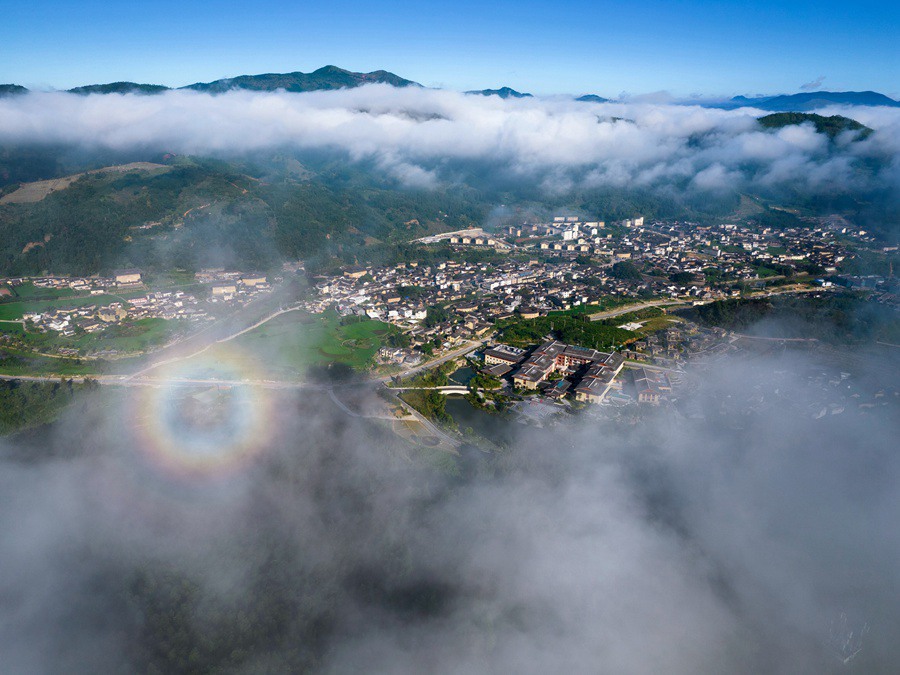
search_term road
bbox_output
[731,333,818,343]
[0,340,482,391]
[371,340,482,384]
[588,299,686,322]
[0,372,334,389]
[384,388,461,449]
[128,304,302,378]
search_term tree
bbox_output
[423,305,449,328]
[611,261,642,280]
[669,271,694,285]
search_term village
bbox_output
[295,211,899,416]
[0,210,894,408]
[0,268,274,355]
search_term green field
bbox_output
[0,292,140,321]
[595,307,690,339]
[0,321,25,334]
[201,309,399,377]
[755,265,780,278]
[0,350,104,377]
[4,281,76,301]
[69,318,179,352]
[547,296,639,317]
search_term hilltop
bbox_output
[182,65,419,94]
[466,87,533,99]
[0,84,28,97]
[68,82,170,95]
[576,94,610,103]
[758,113,873,139]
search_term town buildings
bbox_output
[502,339,627,403]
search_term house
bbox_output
[634,368,669,404]
[484,344,526,366]
[240,274,267,287]
[573,352,625,403]
[114,269,142,285]
[512,340,566,389]
[212,283,237,297]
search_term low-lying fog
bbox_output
[1,339,897,674]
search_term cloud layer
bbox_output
[1,345,898,673]
[2,86,899,196]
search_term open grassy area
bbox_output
[5,282,76,301]
[548,296,639,317]
[1,317,181,356]
[592,306,685,340]
[755,265,780,278]
[0,350,104,377]
[0,322,25,334]
[197,309,399,378]
[69,318,179,353]
[0,292,141,321]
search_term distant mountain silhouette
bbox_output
[182,65,420,94]
[576,94,609,103]
[466,87,533,99]
[0,84,28,97]
[727,91,899,111]
[68,82,170,95]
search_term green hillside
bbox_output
[67,82,170,95]
[758,112,872,139]
[184,65,419,94]
[466,87,532,99]
[0,156,488,275]
[0,84,28,97]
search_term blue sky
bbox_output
[3,0,898,97]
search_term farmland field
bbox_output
[0,292,141,321]
[194,309,399,378]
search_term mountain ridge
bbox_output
[466,87,533,99]
[68,82,171,95]
[728,90,900,111]
[576,94,610,103]
[1,71,898,110]
[182,65,420,93]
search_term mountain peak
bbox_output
[0,84,29,97]
[467,86,533,99]
[182,67,420,94]
[576,94,609,103]
[67,82,170,95]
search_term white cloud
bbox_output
[0,85,898,196]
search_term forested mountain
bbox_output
[182,66,419,94]
[0,84,28,97]
[729,90,900,111]
[758,113,873,139]
[466,87,532,99]
[576,94,609,103]
[0,150,736,276]
[0,156,491,275]
[67,82,170,95]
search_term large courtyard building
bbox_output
[509,340,626,402]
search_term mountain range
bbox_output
[724,90,900,111]
[1,67,898,110]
